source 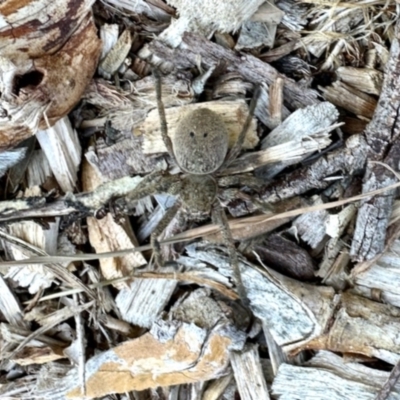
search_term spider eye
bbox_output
[189,132,195,137]
[203,132,208,138]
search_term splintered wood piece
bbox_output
[254,82,291,130]
[36,117,81,193]
[231,344,270,400]
[2,206,60,294]
[272,351,399,399]
[259,134,368,205]
[98,29,132,79]
[11,346,65,366]
[337,66,383,95]
[222,130,332,176]
[115,271,177,328]
[319,81,377,119]
[0,275,27,329]
[317,205,356,284]
[41,321,241,398]
[292,196,329,250]
[305,292,400,365]
[26,150,53,189]
[257,102,339,180]
[82,160,147,288]
[140,100,258,154]
[353,239,400,308]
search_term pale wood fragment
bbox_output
[202,375,233,400]
[319,81,377,119]
[115,271,177,328]
[37,321,242,398]
[0,275,27,329]
[268,77,284,128]
[26,150,53,188]
[337,66,383,95]
[353,239,400,308]
[317,205,356,284]
[231,344,270,400]
[255,82,291,130]
[2,212,60,294]
[184,244,335,351]
[272,351,399,399]
[140,100,258,154]
[256,101,338,179]
[98,29,132,79]
[36,117,81,193]
[292,196,329,250]
[82,160,147,289]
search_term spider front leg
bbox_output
[224,86,261,166]
[115,171,180,213]
[212,202,248,305]
[153,68,175,159]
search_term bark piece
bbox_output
[349,21,400,261]
[272,350,399,399]
[0,4,101,147]
[252,234,315,281]
[85,133,167,180]
[259,134,368,204]
[305,292,400,365]
[145,33,320,109]
[37,321,243,398]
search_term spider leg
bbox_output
[151,202,181,267]
[153,68,175,159]
[212,202,248,305]
[115,171,181,213]
[218,173,266,189]
[224,86,261,166]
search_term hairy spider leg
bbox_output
[150,202,181,267]
[212,202,249,305]
[224,85,261,167]
[153,68,175,158]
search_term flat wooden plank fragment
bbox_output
[38,321,242,398]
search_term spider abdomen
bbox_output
[173,108,229,175]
